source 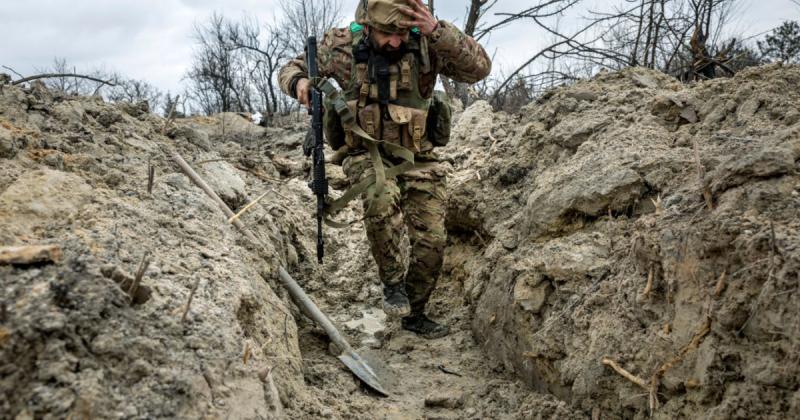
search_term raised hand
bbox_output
[398,0,438,36]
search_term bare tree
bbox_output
[225,17,290,115]
[186,13,252,115]
[279,0,344,54]
[106,76,163,111]
[485,0,744,109]
[440,0,498,107]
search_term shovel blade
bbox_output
[338,349,390,396]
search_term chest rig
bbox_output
[343,25,432,154]
[316,24,438,227]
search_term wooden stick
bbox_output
[147,160,155,195]
[129,253,151,303]
[228,190,271,224]
[170,151,261,245]
[233,164,282,183]
[195,159,228,165]
[161,95,179,136]
[181,277,202,323]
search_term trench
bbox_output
[281,197,572,418]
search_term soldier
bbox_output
[279,0,491,338]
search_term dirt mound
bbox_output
[0,82,319,418]
[443,64,800,418]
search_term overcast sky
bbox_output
[1,0,798,94]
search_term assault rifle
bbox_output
[303,36,328,263]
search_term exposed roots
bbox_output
[642,263,655,298]
[603,316,713,416]
[602,358,649,389]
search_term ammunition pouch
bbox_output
[426,90,451,147]
[323,96,346,151]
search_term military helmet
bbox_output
[355,0,368,25]
[359,0,409,34]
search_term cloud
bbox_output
[1,0,795,95]
[1,0,281,91]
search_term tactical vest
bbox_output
[323,23,451,155]
[318,23,452,226]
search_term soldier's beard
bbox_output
[370,37,408,63]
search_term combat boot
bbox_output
[401,313,450,339]
[383,283,411,318]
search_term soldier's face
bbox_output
[369,27,409,51]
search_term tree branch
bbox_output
[12,73,116,87]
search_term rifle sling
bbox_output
[314,77,426,228]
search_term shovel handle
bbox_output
[277,266,352,354]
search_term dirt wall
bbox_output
[443,65,800,419]
[0,82,322,419]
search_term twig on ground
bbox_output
[129,253,151,304]
[488,133,499,151]
[243,341,253,365]
[229,190,272,224]
[258,366,275,383]
[437,364,464,377]
[147,160,155,194]
[284,313,290,351]
[692,140,713,210]
[233,164,282,183]
[714,271,727,297]
[181,277,202,323]
[196,159,228,165]
[474,230,487,246]
[161,95,179,136]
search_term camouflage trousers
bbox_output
[342,153,448,314]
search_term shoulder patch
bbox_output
[350,22,364,33]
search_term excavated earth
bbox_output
[1,64,799,420]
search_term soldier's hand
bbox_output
[398,0,439,36]
[296,78,311,110]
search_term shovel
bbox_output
[278,267,390,396]
[170,150,390,396]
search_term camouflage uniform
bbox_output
[279,14,490,315]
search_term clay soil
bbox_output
[1,64,799,420]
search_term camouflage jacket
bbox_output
[278,20,492,100]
